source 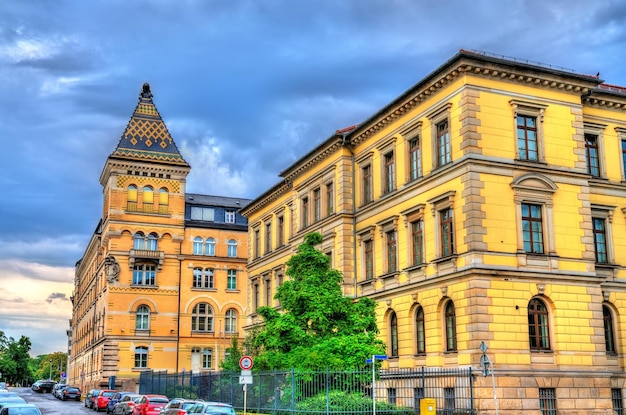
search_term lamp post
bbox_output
[49,359,53,381]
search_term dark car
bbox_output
[131,395,169,415]
[85,389,101,408]
[112,394,141,415]
[160,399,200,415]
[31,380,56,393]
[186,402,235,415]
[106,392,136,414]
[94,390,118,412]
[61,386,81,401]
[52,384,68,399]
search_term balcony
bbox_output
[129,249,165,270]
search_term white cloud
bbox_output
[0,38,55,62]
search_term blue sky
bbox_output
[1,0,626,356]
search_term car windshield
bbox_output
[203,405,234,414]
[103,392,116,397]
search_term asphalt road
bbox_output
[11,387,91,415]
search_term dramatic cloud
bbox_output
[1,0,625,355]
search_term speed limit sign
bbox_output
[239,355,254,370]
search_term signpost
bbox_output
[239,356,254,415]
[480,342,499,415]
[366,355,387,415]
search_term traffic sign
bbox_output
[239,375,253,384]
[239,355,254,370]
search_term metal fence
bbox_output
[139,367,475,414]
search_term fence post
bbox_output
[291,368,295,415]
[325,367,330,415]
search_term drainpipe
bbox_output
[176,238,183,373]
[338,129,357,298]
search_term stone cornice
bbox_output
[239,180,292,217]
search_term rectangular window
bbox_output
[227,270,237,290]
[326,182,334,215]
[254,229,260,258]
[436,120,451,167]
[522,203,544,254]
[265,222,272,254]
[277,216,284,247]
[191,207,214,221]
[411,219,424,265]
[585,133,600,177]
[622,140,626,180]
[386,230,397,273]
[408,137,421,181]
[539,388,557,415]
[302,197,309,228]
[440,208,454,257]
[384,151,395,194]
[612,389,623,415]
[202,348,212,369]
[253,281,259,311]
[133,264,156,285]
[362,165,372,204]
[225,210,236,223]
[313,188,321,222]
[265,278,272,306]
[364,239,374,280]
[517,115,538,161]
[593,217,608,263]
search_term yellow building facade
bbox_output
[68,84,250,392]
[241,51,626,414]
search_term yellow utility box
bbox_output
[419,398,436,414]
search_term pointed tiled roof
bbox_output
[111,83,189,166]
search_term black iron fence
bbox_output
[139,366,475,414]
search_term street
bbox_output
[10,387,91,415]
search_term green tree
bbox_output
[0,334,32,385]
[219,337,244,372]
[252,232,385,370]
[34,352,68,382]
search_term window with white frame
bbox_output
[389,311,398,357]
[383,150,396,194]
[510,100,547,163]
[313,188,321,222]
[225,309,237,333]
[408,136,422,182]
[584,122,607,178]
[133,262,156,285]
[193,237,203,255]
[191,302,213,332]
[227,239,238,257]
[427,103,452,169]
[134,346,148,368]
[205,237,216,256]
[134,232,158,250]
[227,269,237,290]
[225,210,236,223]
[193,268,214,289]
[191,206,214,221]
[136,305,150,331]
[528,297,550,351]
[444,300,457,352]
[202,348,213,369]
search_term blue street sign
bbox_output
[366,355,388,363]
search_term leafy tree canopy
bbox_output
[252,233,385,370]
[0,332,32,385]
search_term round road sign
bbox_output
[239,355,254,370]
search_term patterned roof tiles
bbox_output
[111,83,189,166]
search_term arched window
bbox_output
[225,309,237,333]
[127,185,138,211]
[202,348,213,369]
[193,237,203,255]
[528,298,550,351]
[415,306,425,355]
[134,346,148,368]
[158,187,169,214]
[192,303,213,332]
[136,305,150,330]
[143,186,153,203]
[133,232,145,249]
[603,304,616,355]
[146,233,158,251]
[445,301,457,352]
[390,311,399,357]
[205,238,216,256]
[227,239,237,257]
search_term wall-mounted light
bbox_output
[121,328,125,332]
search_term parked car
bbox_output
[106,392,136,414]
[52,384,68,399]
[85,389,101,408]
[160,398,200,415]
[112,394,142,415]
[0,397,27,409]
[31,380,56,393]
[0,403,42,415]
[94,390,118,412]
[186,402,235,415]
[132,395,169,415]
[61,386,82,401]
